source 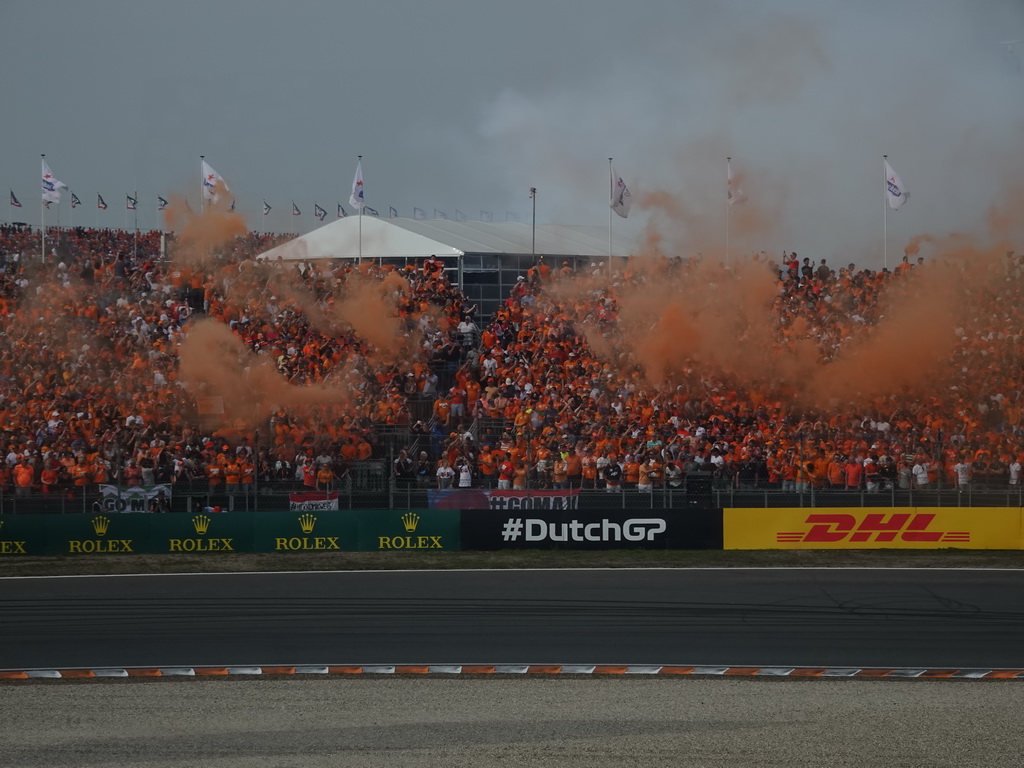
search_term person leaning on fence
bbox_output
[602,457,623,492]
[316,463,335,491]
[393,448,415,487]
[436,459,455,489]
[456,458,473,488]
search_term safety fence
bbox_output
[2,506,1023,555]
[3,481,1024,516]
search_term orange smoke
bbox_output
[330,271,411,361]
[178,319,350,430]
[164,194,248,269]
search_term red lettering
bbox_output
[900,513,943,542]
[802,514,857,542]
[849,513,913,542]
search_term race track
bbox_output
[2,568,1022,670]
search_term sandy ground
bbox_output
[3,676,1023,768]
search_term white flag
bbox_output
[884,158,908,210]
[201,160,229,203]
[349,160,365,210]
[727,158,747,206]
[610,164,632,218]
[41,160,67,205]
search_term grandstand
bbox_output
[0,221,1021,514]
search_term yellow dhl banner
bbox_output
[724,507,1023,550]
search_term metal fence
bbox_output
[3,478,1024,515]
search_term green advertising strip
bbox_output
[55,513,153,556]
[0,515,48,556]
[0,511,450,555]
[355,509,461,552]
[156,512,254,554]
[252,510,358,553]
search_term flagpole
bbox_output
[882,154,888,270]
[199,156,205,216]
[357,155,363,266]
[69,191,73,230]
[726,156,731,265]
[40,154,45,262]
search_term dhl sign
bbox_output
[724,507,1023,550]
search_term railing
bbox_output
[3,478,1024,514]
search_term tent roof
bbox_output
[258,216,636,261]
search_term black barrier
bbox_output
[460,508,723,550]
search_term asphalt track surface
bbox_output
[2,568,1023,670]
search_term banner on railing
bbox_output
[427,488,579,510]
[98,484,172,513]
[289,491,339,511]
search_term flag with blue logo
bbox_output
[349,160,364,210]
[41,160,67,205]
[201,159,229,203]
[884,158,908,210]
[610,163,632,218]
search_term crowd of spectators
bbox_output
[0,219,1022,504]
[428,249,1024,495]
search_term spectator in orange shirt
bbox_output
[13,459,34,496]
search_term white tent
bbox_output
[258,216,461,262]
[257,216,636,262]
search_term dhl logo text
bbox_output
[777,513,970,544]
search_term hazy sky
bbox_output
[3,0,1022,266]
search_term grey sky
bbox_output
[2,0,1022,266]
